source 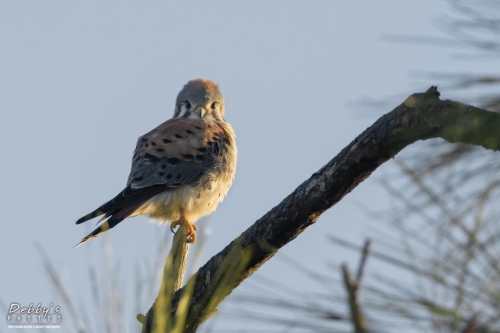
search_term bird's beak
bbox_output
[193,107,205,118]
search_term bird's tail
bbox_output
[75,184,167,246]
[74,205,140,247]
[75,220,114,247]
[76,208,105,225]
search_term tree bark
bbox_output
[142,86,500,332]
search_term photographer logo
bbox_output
[6,303,62,329]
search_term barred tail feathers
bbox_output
[75,184,168,246]
[75,220,113,247]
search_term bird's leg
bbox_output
[170,211,197,243]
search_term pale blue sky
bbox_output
[0,1,485,331]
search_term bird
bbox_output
[75,79,237,246]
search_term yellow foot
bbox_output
[170,219,198,243]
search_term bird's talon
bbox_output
[187,233,196,244]
[186,226,197,243]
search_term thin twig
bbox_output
[342,240,371,333]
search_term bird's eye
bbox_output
[184,101,191,109]
[211,102,217,110]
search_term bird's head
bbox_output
[174,79,225,122]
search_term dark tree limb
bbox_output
[142,86,500,332]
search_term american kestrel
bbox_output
[76,79,237,246]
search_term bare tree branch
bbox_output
[343,240,371,333]
[142,86,500,332]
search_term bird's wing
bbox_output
[127,117,228,189]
